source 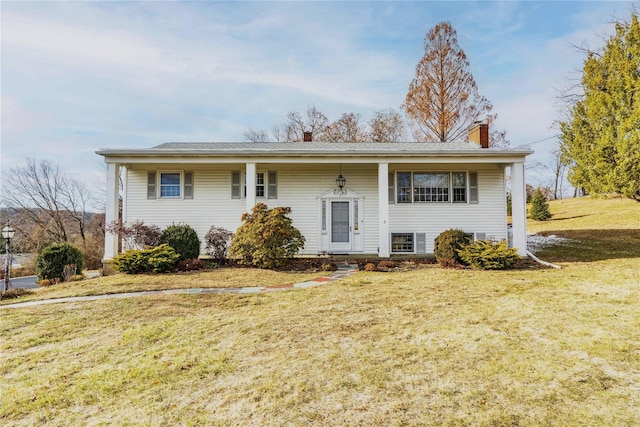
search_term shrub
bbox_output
[1,288,33,299]
[105,220,162,250]
[160,224,201,261]
[112,244,180,274]
[364,262,377,272]
[378,260,396,269]
[36,243,84,283]
[457,240,520,270]
[530,188,552,221]
[204,226,233,261]
[177,258,207,272]
[146,244,181,273]
[229,203,305,269]
[434,229,472,267]
[112,249,147,274]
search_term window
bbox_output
[453,172,466,202]
[147,172,157,199]
[321,200,327,231]
[391,233,414,253]
[414,172,449,202]
[394,171,477,204]
[235,171,278,199]
[147,171,194,199]
[469,172,478,203]
[397,172,412,203]
[160,173,181,198]
[256,172,265,197]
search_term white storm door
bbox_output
[330,201,351,251]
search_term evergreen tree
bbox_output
[560,13,640,200]
[530,188,552,221]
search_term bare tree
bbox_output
[283,106,329,142]
[2,158,97,249]
[243,128,270,143]
[368,109,407,142]
[324,112,366,142]
[403,21,505,145]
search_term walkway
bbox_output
[1,262,359,309]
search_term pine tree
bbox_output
[559,13,640,200]
[529,189,552,221]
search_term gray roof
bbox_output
[97,141,532,157]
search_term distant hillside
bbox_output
[528,196,640,234]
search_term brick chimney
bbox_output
[468,122,489,148]
[303,131,312,142]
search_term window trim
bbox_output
[391,233,415,253]
[236,170,278,200]
[158,171,183,199]
[393,171,477,204]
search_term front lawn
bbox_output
[2,257,639,425]
[1,196,638,425]
[0,268,322,305]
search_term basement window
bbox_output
[391,233,414,253]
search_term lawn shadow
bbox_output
[535,229,640,262]
[547,214,591,222]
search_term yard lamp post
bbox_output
[2,222,15,294]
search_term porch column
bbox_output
[378,162,390,257]
[510,162,527,256]
[103,161,120,261]
[245,162,256,212]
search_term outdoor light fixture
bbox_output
[2,222,15,294]
[335,165,347,195]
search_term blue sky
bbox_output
[1,1,636,194]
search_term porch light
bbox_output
[335,165,347,195]
[2,222,15,295]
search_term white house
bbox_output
[97,127,531,263]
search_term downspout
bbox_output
[526,250,561,269]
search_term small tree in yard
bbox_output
[229,203,305,269]
[530,188,552,221]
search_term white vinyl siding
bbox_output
[124,164,504,256]
[389,168,506,254]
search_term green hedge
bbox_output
[113,244,180,274]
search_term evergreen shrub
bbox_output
[434,229,472,267]
[36,243,84,283]
[160,224,201,260]
[457,240,520,270]
[229,203,305,269]
[112,244,179,274]
[530,188,552,221]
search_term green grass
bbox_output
[1,196,639,425]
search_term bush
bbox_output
[177,258,207,272]
[160,224,201,261]
[204,226,233,261]
[457,240,520,270]
[229,203,305,269]
[112,244,180,274]
[36,243,84,283]
[434,229,472,267]
[105,220,162,251]
[529,188,552,221]
[364,262,377,272]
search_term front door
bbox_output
[331,201,350,248]
[318,188,364,254]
